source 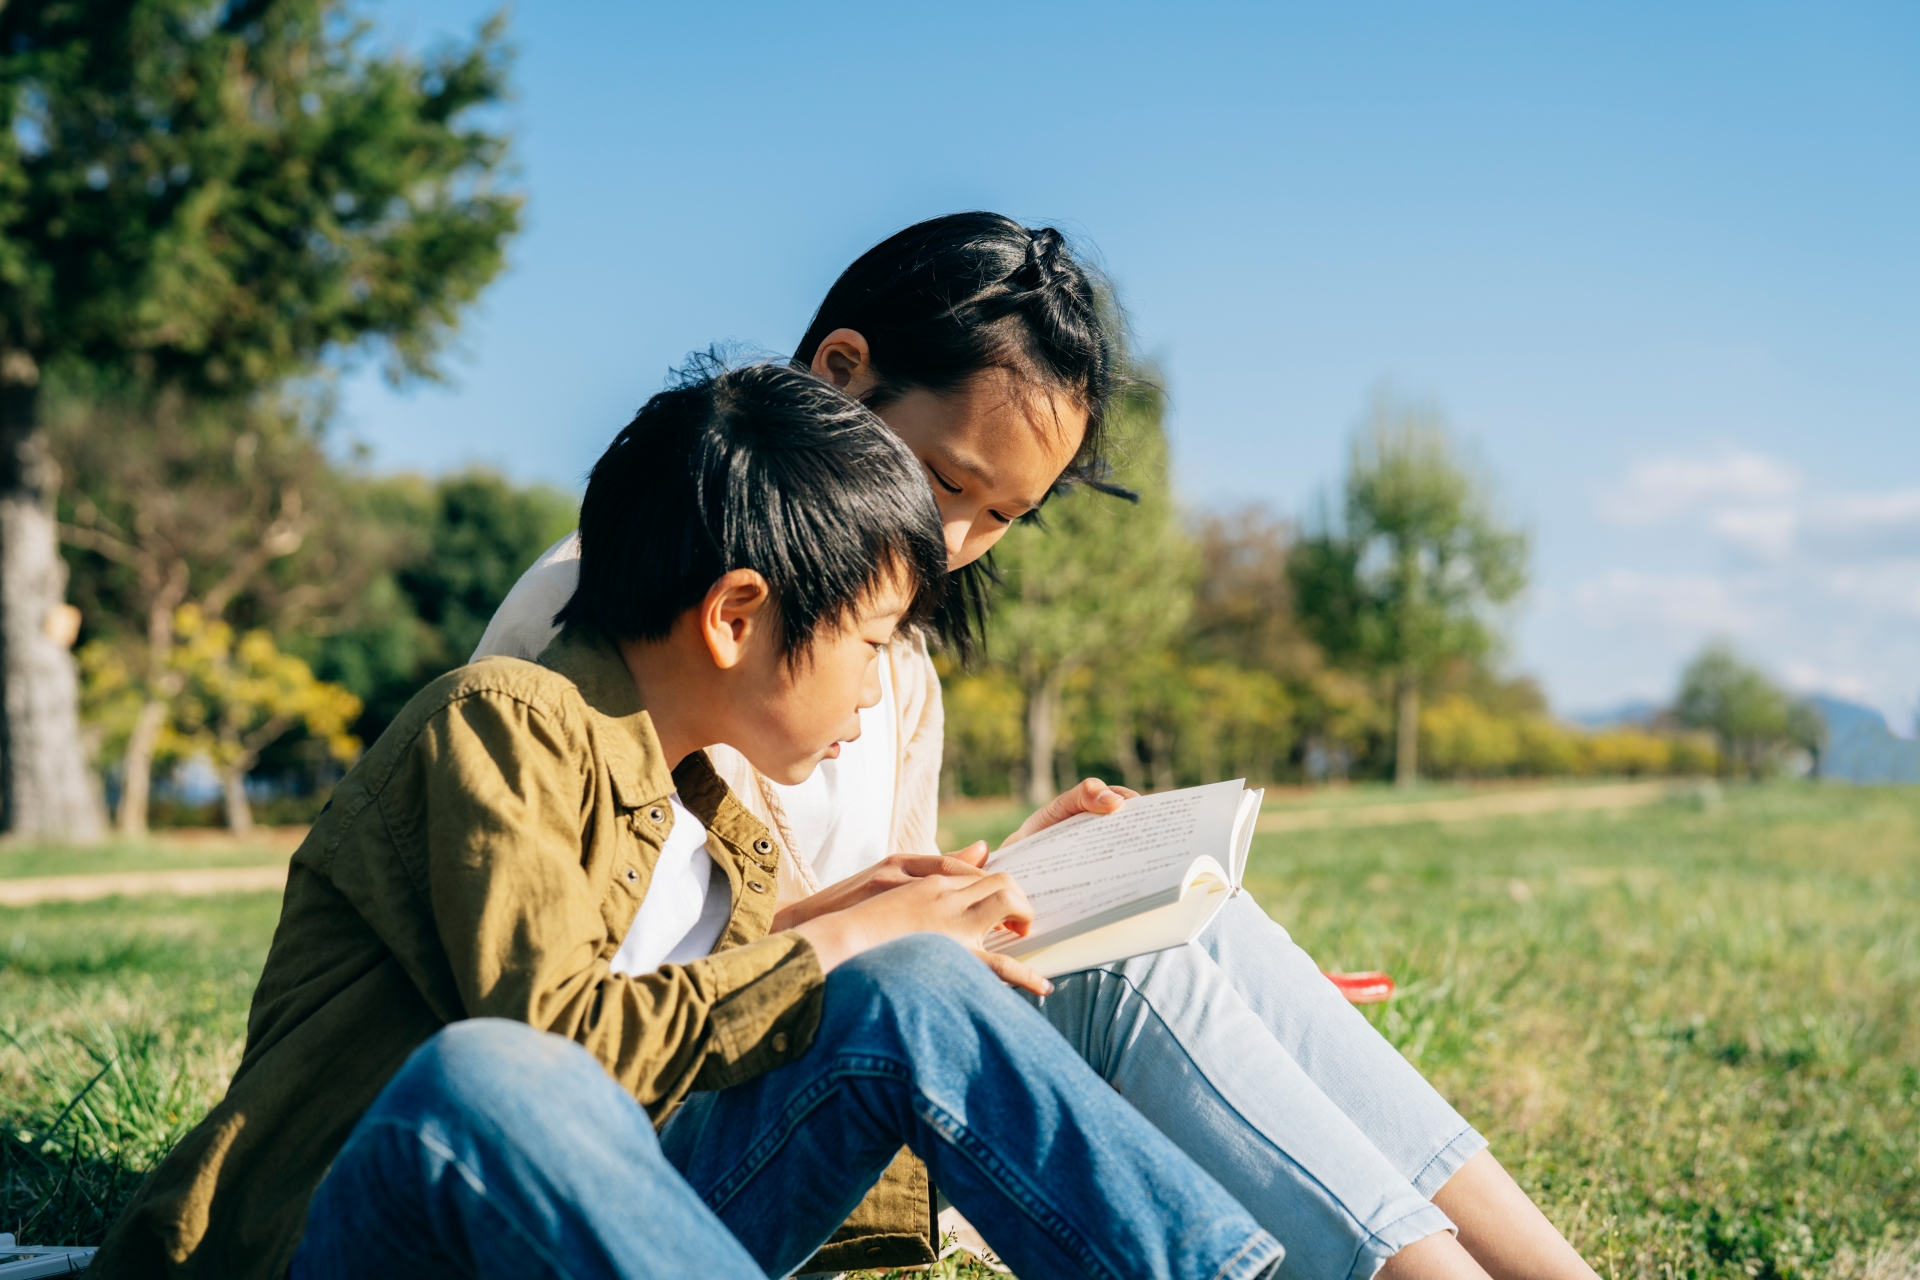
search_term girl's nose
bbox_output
[943,518,969,567]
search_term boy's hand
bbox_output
[789,871,1051,997]
[1000,778,1139,849]
[770,842,992,933]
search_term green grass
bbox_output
[2,786,1916,1279]
[0,834,293,881]
[0,893,279,1243]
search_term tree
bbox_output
[0,0,519,839]
[302,469,576,744]
[1289,397,1527,787]
[986,381,1197,805]
[80,603,360,831]
[51,385,387,832]
[1672,643,1821,778]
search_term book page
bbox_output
[984,780,1247,940]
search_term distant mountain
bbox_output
[1808,695,1920,785]
[1567,699,1663,729]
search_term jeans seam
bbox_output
[1097,967,1393,1242]
[1206,1230,1280,1280]
[698,1052,1138,1280]
[698,1053,912,1215]
[1407,1125,1485,1196]
[1342,1201,1459,1280]
[358,1116,585,1280]
[910,1091,1122,1280]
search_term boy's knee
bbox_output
[387,1019,591,1116]
[837,934,1001,1010]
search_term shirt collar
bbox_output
[536,625,760,843]
[539,625,675,812]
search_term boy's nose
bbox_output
[943,518,969,567]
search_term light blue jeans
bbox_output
[295,936,1285,1280]
[1027,894,1487,1280]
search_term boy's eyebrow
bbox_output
[932,444,1046,513]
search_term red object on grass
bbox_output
[1322,971,1395,1004]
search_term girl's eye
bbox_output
[988,510,1013,525]
[927,465,963,495]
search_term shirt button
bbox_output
[747,880,766,893]
[624,868,638,882]
[771,1031,789,1054]
[753,838,773,855]
[648,807,665,823]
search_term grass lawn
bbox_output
[3,785,1916,1278]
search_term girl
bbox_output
[473,212,1596,1280]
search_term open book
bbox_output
[983,779,1265,979]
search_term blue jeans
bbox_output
[1028,895,1487,1280]
[295,936,1284,1280]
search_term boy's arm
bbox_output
[413,687,823,1118]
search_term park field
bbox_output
[3,784,1917,1278]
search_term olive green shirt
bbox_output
[91,627,929,1279]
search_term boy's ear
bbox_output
[699,569,773,670]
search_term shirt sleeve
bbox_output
[405,686,824,1117]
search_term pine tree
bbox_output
[0,0,519,838]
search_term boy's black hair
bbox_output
[554,360,947,657]
[793,212,1131,658]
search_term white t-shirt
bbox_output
[610,791,731,973]
[472,533,900,888]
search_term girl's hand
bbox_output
[790,870,1051,996]
[770,842,992,934]
[1000,778,1139,849]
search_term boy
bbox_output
[91,364,1284,1280]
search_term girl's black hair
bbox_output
[555,360,947,660]
[793,212,1130,658]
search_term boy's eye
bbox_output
[927,464,963,495]
[988,509,1013,525]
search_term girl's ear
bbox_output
[809,328,880,399]
[700,569,773,670]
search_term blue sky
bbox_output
[344,0,1920,729]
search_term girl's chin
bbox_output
[822,741,844,759]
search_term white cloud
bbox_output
[1707,504,1798,559]
[1823,559,1920,617]
[1548,449,1920,729]
[1572,569,1749,635]
[1597,446,1800,525]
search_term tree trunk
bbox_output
[117,699,168,835]
[0,371,104,842]
[1394,676,1419,789]
[222,764,253,835]
[1113,716,1146,792]
[1025,669,1066,808]
[117,573,190,838]
[1148,726,1175,793]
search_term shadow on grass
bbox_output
[1,1127,146,1247]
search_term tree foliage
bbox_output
[1289,397,1527,785]
[978,379,1196,803]
[80,602,359,831]
[1674,643,1824,778]
[0,0,520,390]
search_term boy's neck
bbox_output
[616,635,715,771]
